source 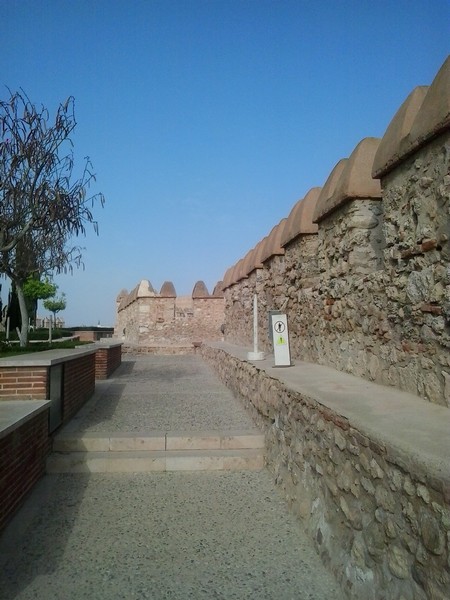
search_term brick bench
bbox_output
[91,341,122,380]
[0,347,96,432]
[0,400,50,532]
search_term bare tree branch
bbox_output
[0,89,104,345]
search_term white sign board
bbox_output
[271,314,291,367]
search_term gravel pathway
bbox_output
[65,355,257,433]
[0,354,345,599]
[0,471,344,600]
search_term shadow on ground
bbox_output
[0,474,91,600]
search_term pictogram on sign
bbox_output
[271,313,291,367]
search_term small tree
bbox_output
[23,276,57,326]
[43,293,66,327]
[0,89,104,346]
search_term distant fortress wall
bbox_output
[221,57,450,407]
[115,279,225,347]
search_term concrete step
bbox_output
[46,448,264,473]
[52,430,265,452]
[47,430,266,473]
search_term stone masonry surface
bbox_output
[115,280,225,347]
[221,57,450,406]
[201,342,450,600]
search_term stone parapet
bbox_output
[115,279,225,347]
[201,342,450,600]
[373,57,450,178]
[220,56,450,406]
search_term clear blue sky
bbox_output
[1,0,448,326]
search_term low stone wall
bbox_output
[122,344,195,355]
[0,401,50,532]
[201,342,450,600]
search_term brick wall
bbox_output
[95,345,122,379]
[0,408,50,532]
[0,367,47,400]
[63,354,95,422]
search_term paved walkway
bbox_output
[0,355,345,600]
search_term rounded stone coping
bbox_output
[281,187,321,247]
[331,137,381,203]
[222,266,234,289]
[116,288,128,302]
[313,158,348,223]
[408,55,450,146]
[238,248,256,281]
[212,281,225,297]
[314,139,381,223]
[372,86,429,178]
[231,258,247,284]
[137,279,156,297]
[160,281,177,298]
[260,218,287,263]
[223,235,268,289]
[248,236,267,274]
[373,56,450,178]
[118,278,157,308]
[0,400,50,440]
[205,342,450,482]
[0,346,97,368]
[192,280,210,299]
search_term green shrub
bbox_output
[0,328,74,341]
[0,340,92,358]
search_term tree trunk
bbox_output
[15,282,29,347]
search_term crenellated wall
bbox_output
[115,279,225,347]
[222,57,450,407]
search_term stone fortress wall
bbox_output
[115,279,225,348]
[113,58,450,598]
[222,57,450,408]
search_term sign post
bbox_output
[271,314,291,367]
[247,294,265,361]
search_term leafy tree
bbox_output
[43,293,66,327]
[23,276,56,301]
[23,276,57,326]
[0,89,104,345]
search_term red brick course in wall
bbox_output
[95,345,122,379]
[0,349,97,532]
[0,409,50,532]
[0,367,47,399]
[63,354,95,422]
